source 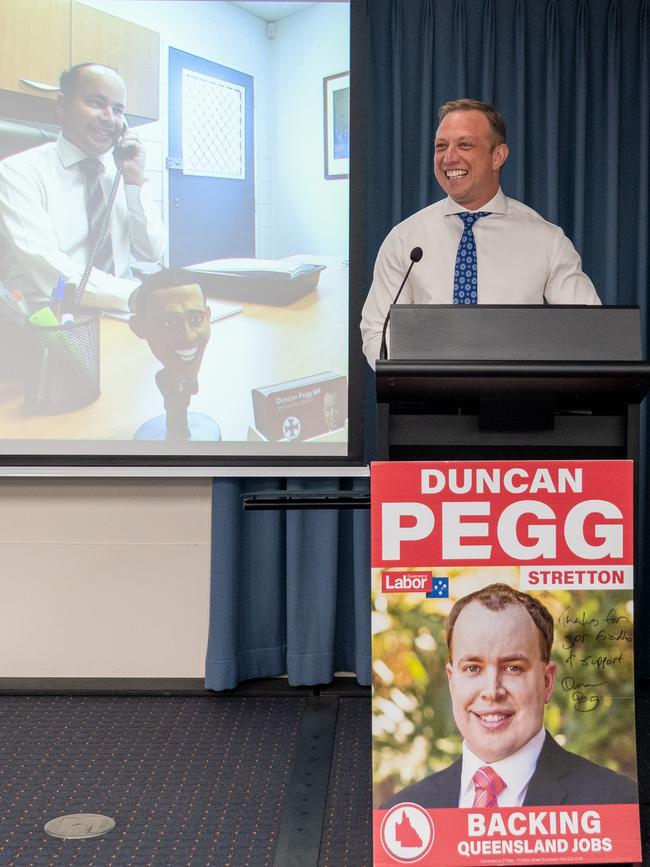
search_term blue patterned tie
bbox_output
[453,212,490,304]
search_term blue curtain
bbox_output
[206,0,650,689]
[365,0,649,309]
[205,477,370,690]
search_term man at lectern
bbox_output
[360,98,601,366]
[382,584,637,809]
[0,63,165,313]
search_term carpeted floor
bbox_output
[318,694,371,867]
[0,695,303,866]
[0,683,647,866]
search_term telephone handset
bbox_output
[113,119,137,160]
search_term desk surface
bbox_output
[0,256,349,448]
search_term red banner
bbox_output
[373,803,641,865]
[371,461,640,867]
[371,461,633,570]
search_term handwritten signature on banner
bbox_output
[557,607,632,712]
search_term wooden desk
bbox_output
[0,257,349,444]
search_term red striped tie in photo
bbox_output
[471,765,505,808]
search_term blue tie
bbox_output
[453,212,490,304]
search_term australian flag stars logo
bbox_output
[426,577,449,599]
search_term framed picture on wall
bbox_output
[324,71,350,179]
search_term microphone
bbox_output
[378,246,423,361]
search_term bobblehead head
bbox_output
[129,277,211,386]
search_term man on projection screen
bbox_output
[360,98,601,367]
[0,63,165,313]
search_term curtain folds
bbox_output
[365,0,650,294]
[205,477,370,691]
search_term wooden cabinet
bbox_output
[71,2,159,122]
[0,0,159,124]
[0,0,69,102]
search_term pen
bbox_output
[51,275,65,322]
[11,290,30,317]
[0,285,27,326]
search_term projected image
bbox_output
[0,0,350,459]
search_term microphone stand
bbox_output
[379,247,423,361]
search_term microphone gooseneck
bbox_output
[378,246,423,361]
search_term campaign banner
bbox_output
[371,460,641,866]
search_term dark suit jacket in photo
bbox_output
[382,731,638,809]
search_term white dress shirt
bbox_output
[0,134,165,311]
[458,727,547,808]
[360,188,601,366]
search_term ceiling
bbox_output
[230,1,315,22]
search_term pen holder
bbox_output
[24,312,101,414]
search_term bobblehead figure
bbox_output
[129,275,220,441]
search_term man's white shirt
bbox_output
[361,188,601,366]
[458,727,547,808]
[0,134,165,311]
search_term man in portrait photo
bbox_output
[382,583,637,809]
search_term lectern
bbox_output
[376,305,650,459]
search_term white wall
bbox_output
[271,2,350,257]
[0,478,212,677]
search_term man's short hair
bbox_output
[59,63,120,96]
[438,98,507,147]
[446,583,554,662]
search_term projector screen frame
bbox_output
[0,0,368,474]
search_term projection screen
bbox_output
[0,0,364,468]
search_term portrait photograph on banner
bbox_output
[371,460,641,866]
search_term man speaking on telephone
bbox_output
[0,63,165,312]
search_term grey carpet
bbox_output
[0,695,303,866]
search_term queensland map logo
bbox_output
[379,802,435,862]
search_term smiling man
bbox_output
[383,584,637,809]
[0,63,165,311]
[361,98,601,366]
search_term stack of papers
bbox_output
[191,259,326,281]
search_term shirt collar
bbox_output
[460,727,546,804]
[444,187,507,217]
[56,133,114,173]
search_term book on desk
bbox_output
[184,258,326,305]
